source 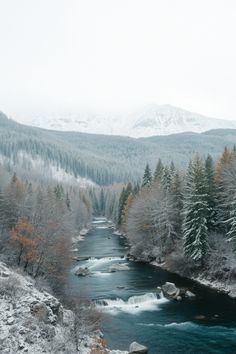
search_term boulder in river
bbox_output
[108,263,130,272]
[75,267,90,276]
[129,341,148,353]
[185,290,196,298]
[161,282,180,299]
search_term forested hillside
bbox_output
[1,111,236,186]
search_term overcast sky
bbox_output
[1,0,236,121]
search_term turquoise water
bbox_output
[66,218,236,354]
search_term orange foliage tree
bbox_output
[10,218,39,270]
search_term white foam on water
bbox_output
[92,271,112,277]
[84,257,125,269]
[137,321,196,329]
[96,226,109,229]
[137,321,236,336]
[72,257,125,273]
[96,292,169,315]
[92,218,107,224]
[164,321,196,329]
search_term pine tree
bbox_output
[215,146,232,182]
[219,152,236,247]
[65,192,71,210]
[0,188,6,231]
[118,188,126,226]
[161,166,172,191]
[183,157,210,263]
[171,172,183,237]
[233,144,236,154]
[205,154,216,230]
[153,159,164,183]
[215,147,233,230]
[226,200,236,247]
[170,161,176,174]
[54,184,64,200]
[117,183,133,226]
[142,163,152,187]
[133,183,140,195]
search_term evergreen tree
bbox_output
[226,199,236,247]
[183,157,210,263]
[215,147,233,230]
[205,154,216,230]
[142,163,152,188]
[171,172,183,237]
[170,161,176,174]
[215,146,232,182]
[0,188,6,231]
[118,187,126,226]
[54,184,64,200]
[153,159,164,183]
[133,183,140,195]
[161,166,172,191]
[219,153,236,246]
[117,183,133,226]
[65,192,71,210]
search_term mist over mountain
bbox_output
[1,110,236,186]
[15,104,236,138]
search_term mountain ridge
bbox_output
[13,104,236,138]
[1,110,236,186]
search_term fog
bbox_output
[1,0,236,121]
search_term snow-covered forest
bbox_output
[1,111,236,187]
[117,146,236,297]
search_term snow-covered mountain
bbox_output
[15,105,236,137]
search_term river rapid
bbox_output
[66,218,236,354]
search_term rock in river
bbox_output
[75,267,90,276]
[185,290,196,298]
[161,282,180,299]
[129,341,148,353]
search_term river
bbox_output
[66,218,236,354]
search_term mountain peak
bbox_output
[12,105,236,138]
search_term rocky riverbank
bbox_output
[113,227,236,300]
[0,261,129,354]
[151,259,236,299]
[127,249,236,299]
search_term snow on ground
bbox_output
[0,262,77,353]
[0,261,127,354]
[193,276,236,299]
[0,152,95,188]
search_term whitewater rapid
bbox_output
[96,292,169,315]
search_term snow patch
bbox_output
[0,151,95,187]
[15,104,236,138]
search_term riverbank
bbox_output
[126,247,236,299]
[112,228,236,299]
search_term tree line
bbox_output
[117,146,236,279]
[0,165,92,290]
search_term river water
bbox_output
[66,218,236,354]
